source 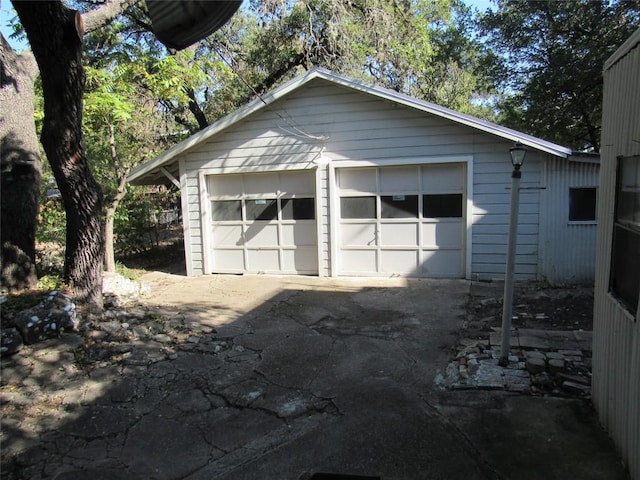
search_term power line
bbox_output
[215,36,329,142]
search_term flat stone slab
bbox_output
[490,328,590,352]
[518,334,553,350]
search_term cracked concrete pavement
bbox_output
[1,274,631,479]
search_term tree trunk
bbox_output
[0,34,41,291]
[104,123,128,273]
[104,178,127,273]
[185,85,209,130]
[13,1,104,310]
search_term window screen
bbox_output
[282,198,315,220]
[341,196,376,219]
[211,200,242,221]
[423,194,463,218]
[569,187,597,221]
[381,195,418,218]
[246,199,278,221]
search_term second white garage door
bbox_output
[337,163,466,278]
[208,171,318,274]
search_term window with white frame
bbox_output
[610,155,640,317]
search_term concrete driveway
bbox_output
[0,274,629,479]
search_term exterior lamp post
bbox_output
[499,142,527,366]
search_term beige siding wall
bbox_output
[594,30,640,479]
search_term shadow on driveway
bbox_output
[0,275,629,479]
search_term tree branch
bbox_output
[81,0,141,33]
[184,85,209,131]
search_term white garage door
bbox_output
[208,171,318,274]
[338,164,465,278]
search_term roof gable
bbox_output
[129,68,573,184]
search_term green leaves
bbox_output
[84,66,134,125]
[234,0,493,116]
[479,0,640,151]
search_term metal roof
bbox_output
[128,67,574,185]
[604,27,640,71]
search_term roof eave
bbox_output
[128,69,327,185]
[312,69,572,159]
[128,67,574,184]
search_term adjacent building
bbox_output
[592,28,640,479]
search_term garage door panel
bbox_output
[282,222,316,246]
[283,247,318,272]
[421,163,464,191]
[339,168,377,192]
[209,174,243,196]
[341,224,376,246]
[381,250,419,274]
[380,223,418,247]
[213,225,243,246]
[379,166,419,193]
[244,173,279,195]
[209,171,318,275]
[279,171,315,194]
[247,249,280,271]
[341,249,376,273]
[422,221,463,248]
[337,163,466,278]
[244,223,278,246]
[214,249,245,271]
[421,250,463,276]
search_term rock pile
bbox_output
[102,272,150,308]
[438,332,592,398]
[0,273,148,358]
[1,291,76,357]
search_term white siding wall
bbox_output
[181,79,578,282]
[471,149,545,280]
[593,30,640,480]
[316,164,331,275]
[182,166,204,275]
[539,157,599,283]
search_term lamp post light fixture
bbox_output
[499,142,527,367]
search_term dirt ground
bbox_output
[466,280,594,333]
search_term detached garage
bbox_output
[128,68,599,283]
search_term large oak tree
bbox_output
[10,0,135,309]
[0,35,40,291]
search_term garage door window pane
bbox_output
[381,195,418,218]
[211,200,242,221]
[247,199,277,221]
[341,196,376,219]
[282,198,315,220]
[423,194,463,218]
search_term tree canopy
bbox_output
[478,0,640,152]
